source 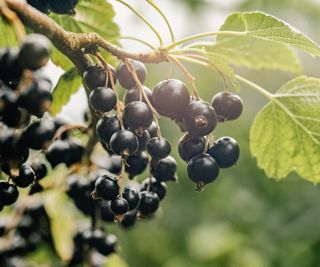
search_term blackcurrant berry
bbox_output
[0,182,19,206]
[211,91,243,122]
[29,182,44,195]
[187,153,220,191]
[19,34,51,71]
[48,0,78,15]
[13,164,35,188]
[83,65,107,90]
[89,86,117,113]
[183,100,217,136]
[178,133,205,162]
[147,121,158,138]
[66,138,84,166]
[123,187,140,210]
[116,60,147,89]
[30,161,47,181]
[45,140,70,168]
[138,191,160,216]
[106,155,122,175]
[26,0,50,14]
[95,234,117,256]
[150,156,177,182]
[100,201,115,222]
[125,151,149,178]
[147,137,171,159]
[121,209,137,229]
[96,116,121,144]
[109,130,138,156]
[152,79,190,119]
[123,86,153,106]
[136,130,150,151]
[123,101,153,131]
[93,174,119,200]
[208,137,240,168]
[140,177,167,200]
[0,48,23,88]
[110,197,129,215]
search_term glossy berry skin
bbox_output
[178,133,205,162]
[45,140,70,168]
[19,34,51,71]
[110,197,129,215]
[123,101,153,131]
[183,101,217,136]
[0,48,23,88]
[124,86,153,106]
[121,209,137,228]
[29,182,44,195]
[208,137,240,168]
[136,130,150,151]
[147,137,171,160]
[83,65,107,90]
[96,116,121,144]
[152,79,190,119]
[89,86,117,113]
[26,0,50,14]
[49,0,79,14]
[187,153,220,191]
[13,165,35,188]
[66,139,84,166]
[125,151,149,178]
[147,121,158,138]
[211,91,243,122]
[138,191,160,216]
[30,161,47,181]
[0,182,19,206]
[116,60,147,89]
[94,175,119,200]
[140,177,167,200]
[109,130,138,156]
[100,201,115,222]
[150,156,177,182]
[122,187,140,210]
[95,234,117,256]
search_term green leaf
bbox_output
[209,12,304,74]
[0,16,19,47]
[250,76,320,183]
[51,68,82,116]
[50,0,119,69]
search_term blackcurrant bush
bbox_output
[83,65,107,90]
[109,130,138,156]
[178,133,205,162]
[45,140,70,168]
[110,197,129,215]
[123,187,140,210]
[116,59,147,89]
[0,182,19,206]
[121,209,137,229]
[152,79,190,119]
[123,101,153,131]
[147,137,171,159]
[89,86,117,113]
[208,137,240,168]
[123,86,153,105]
[150,156,177,182]
[48,0,78,15]
[125,151,149,178]
[211,91,243,122]
[19,34,51,71]
[96,116,121,144]
[187,153,220,191]
[138,191,160,216]
[26,0,50,14]
[13,164,35,188]
[93,174,119,200]
[140,177,167,200]
[183,100,217,136]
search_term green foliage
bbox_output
[0,16,19,47]
[51,68,82,116]
[250,76,320,183]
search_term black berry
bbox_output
[49,0,78,15]
[125,151,149,178]
[89,86,117,113]
[138,191,160,216]
[13,164,35,188]
[96,116,121,144]
[83,65,107,90]
[147,137,171,159]
[123,101,153,131]
[0,182,19,206]
[110,197,129,215]
[116,60,147,89]
[93,174,119,200]
[122,187,140,210]
[140,177,167,200]
[109,130,138,156]
[178,133,205,162]
[124,86,153,106]
[150,156,177,182]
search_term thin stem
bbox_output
[235,74,274,100]
[145,0,175,42]
[119,35,156,49]
[53,124,88,140]
[115,0,163,46]
[166,31,246,50]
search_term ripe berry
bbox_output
[138,191,160,216]
[110,197,129,215]
[83,65,107,90]
[123,101,153,131]
[124,86,153,106]
[140,177,167,200]
[211,91,243,122]
[19,34,51,71]
[106,155,122,175]
[150,156,177,182]
[30,161,47,181]
[45,140,70,168]
[183,100,217,136]
[95,234,117,256]
[89,86,117,113]
[121,209,137,229]
[147,121,158,138]
[29,182,44,195]
[66,139,84,166]
[0,48,23,88]
[136,130,150,151]
[96,116,121,144]
[49,0,79,15]
[13,164,35,188]
[147,137,171,159]
[125,151,149,178]
[208,137,240,168]
[93,174,119,200]
[122,187,140,210]
[100,201,115,222]
[0,182,19,206]
[116,60,147,89]
[152,79,190,119]
[26,0,50,14]
[109,130,138,156]
[187,153,220,191]
[178,133,205,162]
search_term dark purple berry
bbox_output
[147,137,171,159]
[13,164,35,188]
[110,197,129,215]
[83,65,107,90]
[122,187,140,210]
[96,116,121,144]
[123,86,153,105]
[150,156,177,182]
[0,182,19,206]
[140,177,167,200]
[123,101,153,131]
[89,86,117,113]
[116,60,147,89]
[178,133,205,161]
[138,191,160,216]
[125,151,149,178]
[109,130,138,156]
[93,174,119,200]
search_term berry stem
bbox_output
[118,35,156,50]
[53,124,88,140]
[118,157,126,195]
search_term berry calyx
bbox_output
[116,59,147,89]
[147,137,171,160]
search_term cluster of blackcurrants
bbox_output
[27,0,79,15]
